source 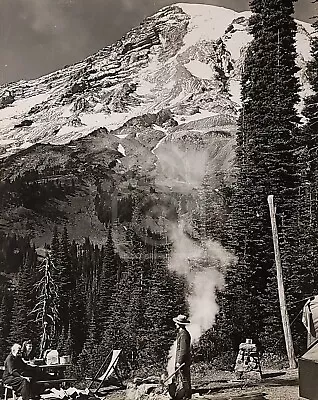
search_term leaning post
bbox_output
[267,194,297,369]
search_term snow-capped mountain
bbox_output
[0,4,313,246]
[0,3,313,157]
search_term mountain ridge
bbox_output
[0,4,313,157]
[0,3,313,248]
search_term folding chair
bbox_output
[88,349,123,391]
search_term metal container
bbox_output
[59,355,71,364]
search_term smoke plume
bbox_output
[166,221,235,375]
[155,141,236,376]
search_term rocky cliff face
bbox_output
[0,3,313,247]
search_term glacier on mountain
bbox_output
[0,3,314,157]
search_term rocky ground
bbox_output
[191,369,299,399]
[101,367,301,400]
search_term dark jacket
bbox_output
[3,353,30,380]
[176,327,191,366]
[22,350,35,362]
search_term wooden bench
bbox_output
[0,366,15,400]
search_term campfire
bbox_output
[126,376,171,400]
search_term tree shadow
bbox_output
[261,371,286,379]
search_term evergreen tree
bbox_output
[8,252,38,345]
[99,266,136,370]
[220,0,301,353]
[303,19,318,136]
[57,323,76,379]
[141,260,181,367]
[289,19,318,353]
[0,290,12,359]
[99,233,144,370]
[57,323,74,358]
[69,275,87,358]
[52,227,73,334]
[33,256,59,356]
[298,18,318,296]
[95,226,119,337]
[69,240,79,275]
[136,242,187,370]
[119,255,145,368]
[50,226,60,267]
[78,312,100,377]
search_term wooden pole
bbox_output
[267,195,296,369]
[162,363,185,385]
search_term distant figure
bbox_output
[3,344,39,400]
[21,339,35,363]
[173,314,192,400]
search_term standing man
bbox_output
[3,344,38,400]
[173,314,192,400]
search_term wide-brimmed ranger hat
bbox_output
[173,314,190,325]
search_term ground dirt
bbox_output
[102,367,302,400]
[192,369,299,399]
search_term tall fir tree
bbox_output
[289,19,318,352]
[220,0,302,353]
[95,226,119,338]
[69,275,87,359]
[8,251,38,345]
[99,230,145,370]
[51,227,73,335]
[0,290,12,360]
[136,242,187,370]
[100,259,142,370]
[78,312,100,377]
[57,323,74,361]
[299,18,318,294]
[50,226,60,267]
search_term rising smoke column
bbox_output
[166,220,235,374]
[154,141,236,374]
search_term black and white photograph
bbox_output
[1,0,318,399]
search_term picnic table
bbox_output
[0,362,76,393]
[33,363,76,386]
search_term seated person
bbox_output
[3,343,40,400]
[21,340,35,363]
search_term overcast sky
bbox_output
[0,0,317,85]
